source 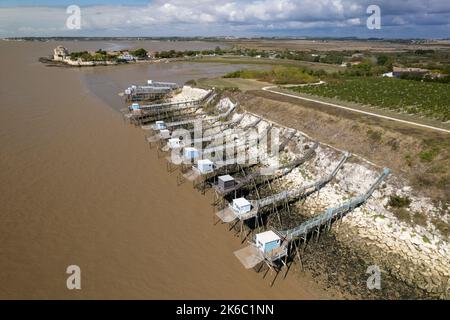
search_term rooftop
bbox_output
[198,159,213,165]
[256,230,281,244]
[219,175,234,182]
[233,197,251,208]
[393,66,428,73]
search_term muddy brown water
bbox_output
[82,61,268,112]
[0,40,329,299]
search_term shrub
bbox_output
[412,212,428,227]
[185,79,197,86]
[432,218,450,239]
[131,48,148,59]
[388,195,411,208]
[367,129,382,142]
[393,208,411,223]
[418,148,439,162]
[404,154,413,167]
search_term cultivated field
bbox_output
[192,55,343,73]
[291,78,450,122]
[225,39,450,52]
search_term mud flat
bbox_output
[0,40,328,299]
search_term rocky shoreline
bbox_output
[230,98,450,299]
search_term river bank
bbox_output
[230,91,449,299]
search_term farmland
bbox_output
[290,77,450,122]
[224,66,319,85]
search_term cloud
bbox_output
[0,0,449,37]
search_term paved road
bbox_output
[262,85,450,134]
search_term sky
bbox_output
[0,0,449,38]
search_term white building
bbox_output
[159,129,171,140]
[184,147,199,161]
[255,230,281,254]
[232,198,252,215]
[53,45,69,61]
[154,121,166,130]
[118,52,135,61]
[168,138,183,149]
[196,159,214,174]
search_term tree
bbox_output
[132,48,148,59]
[442,65,450,75]
[377,55,388,66]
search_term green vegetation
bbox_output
[155,50,185,59]
[70,51,94,61]
[194,56,341,73]
[384,50,450,74]
[418,147,440,162]
[155,47,224,59]
[290,77,450,121]
[223,66,319,85]
[68,48,149,62]
[70,49,118,62]
[388,195,411,208]
[130,48,148,59]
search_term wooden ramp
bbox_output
[234,245,264,269]
[215,207,238,223]
[146,135,160,143]
[141,124,153,130]
[161,144,177,152]
[182,169,201,181]
[165,155,182,165]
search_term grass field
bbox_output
[196,78,271,91]
[224,67,318,85]
[290,77,450,122]
[191,55,343,73]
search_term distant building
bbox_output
[118,52,135,61]
[392,67,428,78]
[53,45,69,61]
[351,53,364,59]
[427,73,448,79]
